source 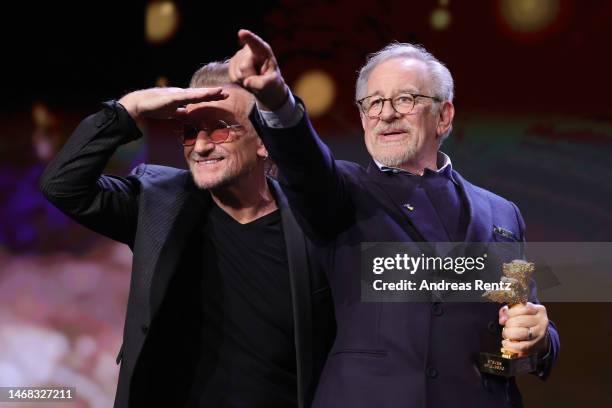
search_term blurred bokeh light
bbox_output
[430,7,452,30]
[145,1,179,44]
[498,0,562,36]
[293,70,336,118]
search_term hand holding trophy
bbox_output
[479,260,539,376]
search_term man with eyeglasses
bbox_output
[229,30,559,407]
[40,62,335,408]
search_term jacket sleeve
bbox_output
[512,201,560,380]
[250,100,354,241]
[39,100,144,247]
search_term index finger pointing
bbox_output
[238,29,272,58]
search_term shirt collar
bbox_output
[375,151,458,185]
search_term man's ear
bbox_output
[436,101,454,138]
[256,142,268,160]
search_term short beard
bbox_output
[372,145,417,168]
[369,121,419,167]
[191,171,232,190]
[189,159,256,191]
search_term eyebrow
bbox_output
[366,88,421,98]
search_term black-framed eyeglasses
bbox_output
[180,120,245,146]
[356,92,441,119]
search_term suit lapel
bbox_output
[269,178,312,408]
[364,162,429,242]
[453,171,492,242]
[149,176,210,321]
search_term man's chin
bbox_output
[193,178,228,190]
[188,161,254,190]
[189,167,228,190]
[372,149,416,168]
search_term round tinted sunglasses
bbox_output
[180,120,245,146]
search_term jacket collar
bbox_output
[369,151,458,185]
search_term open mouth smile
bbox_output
[194,157,225,166]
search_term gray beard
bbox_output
[189,159,257,190]
[191,172,231,190]
[372,144,417,168]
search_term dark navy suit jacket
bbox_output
[251,104,560,408]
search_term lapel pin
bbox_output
[403,203,415,211]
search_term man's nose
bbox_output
[192,130,215,153]
[379,99,400,122]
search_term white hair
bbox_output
[355,43,454,142]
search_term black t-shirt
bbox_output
[188,203,297,407]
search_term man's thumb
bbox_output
[243,75,269,92]
[499,305,509,325]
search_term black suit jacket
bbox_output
[39,101,335,408]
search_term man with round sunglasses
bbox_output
[229,30,559,408]
[181,120,243,146]
[40,62,334,408]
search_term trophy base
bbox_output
[478,352,537,377]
